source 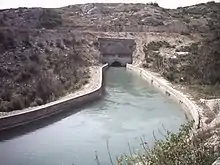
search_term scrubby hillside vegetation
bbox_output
[0,2,218,33]
[142,2,220,98]
[116,122,219,165]
[0,9,100,112]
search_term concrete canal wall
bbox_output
[0,63,201,131]
[0,64,108,131]
[126,64,200,128]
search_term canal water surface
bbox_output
[0,68,186,165]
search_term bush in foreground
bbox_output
[116,122,219,165]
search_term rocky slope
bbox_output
[0,2,219,33]
[0,9,101,112]
[0,2,219,112]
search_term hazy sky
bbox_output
[0,0,219,9]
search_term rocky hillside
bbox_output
[0,1,219,112]
[141,2,220,98]
[0,2,219,33]
[0,9,101,112]
[61,1,219,34]
[0,28,102,112]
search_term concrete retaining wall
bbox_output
[0,64,108,131]
[126,64,200,128]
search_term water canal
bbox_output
[0,67,186,165]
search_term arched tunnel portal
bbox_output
[111,61,122,67]
[98,38,136,67]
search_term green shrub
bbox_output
[163,71,175,82]
[117,122,219,165]
[36,73,58,102]
[148,2,159,7]
[0,100,11,112]
[207,1,215,5]
[0,90,12,102]
[145,41,171,51]
[39,9,62,29]
[15,70,31,82]
[30,97,43,107]
[11,94,25,110]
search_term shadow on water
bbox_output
[0,90,107,142]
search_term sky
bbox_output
[0,0,219,9]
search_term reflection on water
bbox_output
[0,68,186,165]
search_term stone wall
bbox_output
[0,64,108,131]
[126,64,200,128]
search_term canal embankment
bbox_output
[126,64,220,165]
[126,64,220,132]
[126,64,201,129]
[0,63,202,131]
[0,64,108,131]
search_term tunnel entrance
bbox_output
[111,61,122,67]
[98,38,136,67]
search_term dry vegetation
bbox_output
[0,29,96,112]
[116,122,220,165]
[38,9,63,29]
[0,9,100,112]
[142,3,220,98]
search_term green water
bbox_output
[0,68,186,165]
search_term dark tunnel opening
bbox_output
[111,61,123,67]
